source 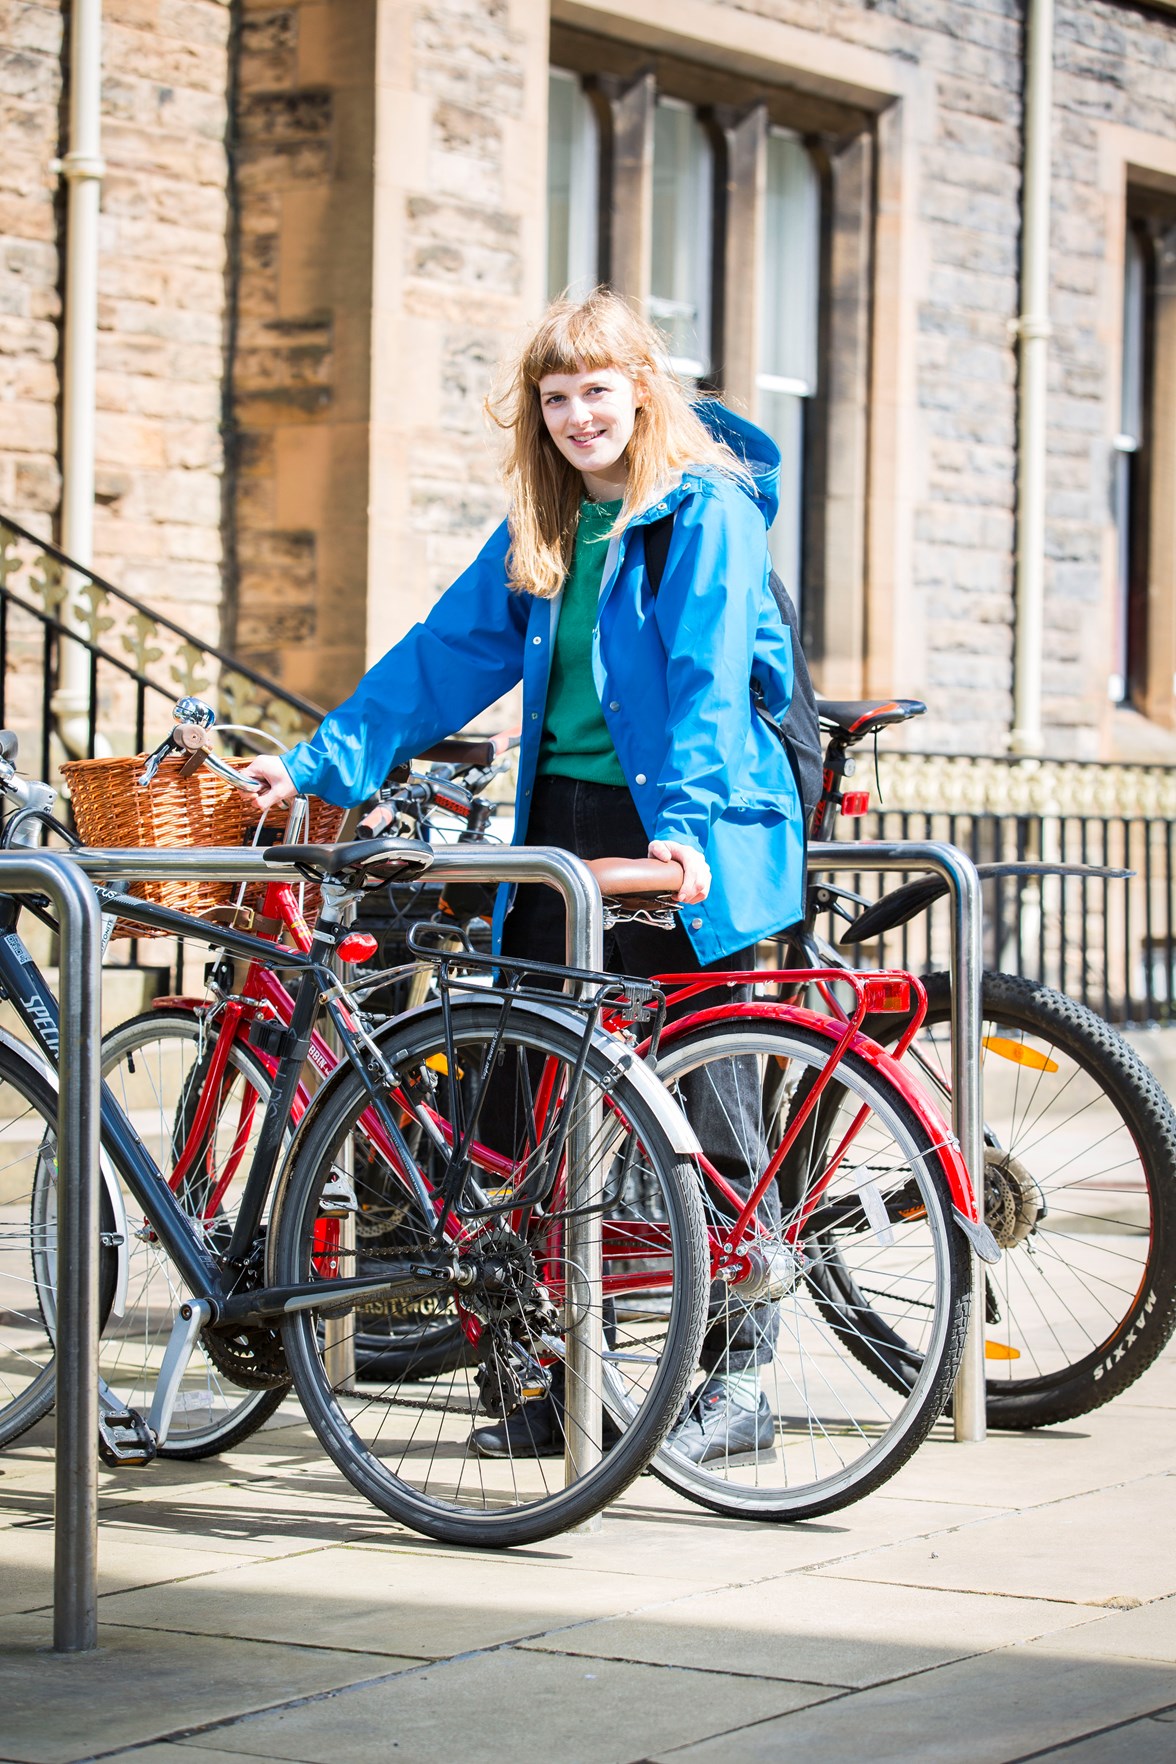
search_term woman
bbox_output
[244,287,806,1459]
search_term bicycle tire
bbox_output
[865,971,1176,1427]
[649,1017,971,1521]
[269,996,708,1547]
[96,1009,288,1456]
[0,1034,119,1446]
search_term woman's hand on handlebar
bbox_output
[241,754,296,811]
[648,839,711,905]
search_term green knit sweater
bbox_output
[537,499,627,787]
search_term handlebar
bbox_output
[196,746,264,794]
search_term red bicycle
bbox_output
[97,739,986,1524]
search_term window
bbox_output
[547,69,600,301]
[758,130,821,612]
[649,98,714,382]
[544,36,870,678]
[1111,224,1148,708]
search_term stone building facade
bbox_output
[4,0,1176,765]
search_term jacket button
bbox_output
[635,773,647,785]
[609,700,620,712]
[532,636,542,645]
[691,918,702,930]
[531,711,538,719]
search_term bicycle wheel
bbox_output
[97,1008,289,1457]
[0,1035,120,1446]
[270,996,708,1547]
[866,972,1176,1427]
[650,1018,970,1521]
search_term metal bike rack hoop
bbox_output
[70,844,608,1519]
[0,852,103,1652]
[807,839,986,1443]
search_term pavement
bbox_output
[2,1344,1175,1764]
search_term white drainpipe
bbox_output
[1009,0,1054,756]
[51,0,106,759]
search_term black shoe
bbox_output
[665,1381,775,1464]
[469,1396,563,1460]
[468,1392,622,1460]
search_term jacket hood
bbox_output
[696,400,781,529]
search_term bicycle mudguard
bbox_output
[840,861,1132,946]
[653,1000,998,1255]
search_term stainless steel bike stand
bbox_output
[425,847,606,1525]
[74,844,609,1522]
[0,852,103,1652]
[808,839,987,1443]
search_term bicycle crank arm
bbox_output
[216,1263,457,1326]
[145,1299,213,1447]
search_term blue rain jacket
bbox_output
[282,403,805,963]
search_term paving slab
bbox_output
[98,1544,717,1658]
[1018,1594,1176,1666]
[880,1397,1176,1510]
[521,1572,1103,1688]
[541,1491,999,1585]
[1030,1713,1176,1762]
[167,1649,838,1764]
[0,1522,250,1617]
[652,1645,1176,1764]
[104,1751,294,1764]
[815,1471,1176,1605]
[0,1616,416,1764]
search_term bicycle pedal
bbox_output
[97,1406,158,1468]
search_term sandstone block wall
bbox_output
[3,0,1176,766]
[93,0,231,645]
[0,0,63,532]
[228,0,544,713]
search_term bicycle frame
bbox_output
[0,884,464,1326]
[172,877,985,1295]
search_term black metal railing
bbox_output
[815,805,1176,1028]
[0,513,324,783]
[0,512,329,986]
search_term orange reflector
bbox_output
[985,1340,1021,1361]
[337,933,378,964]
[982,1036,1058,1072]
[425,1053,451,1075]
[841,791,871,816]
[862,977,911,1014]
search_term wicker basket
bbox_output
[61,752,344,939]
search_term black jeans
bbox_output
[504,775,778,1370]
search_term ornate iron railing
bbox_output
[812,751,1176,1028]
[0,512,325,785]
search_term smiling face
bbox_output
[537,363,644,500]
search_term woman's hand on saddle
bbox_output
[648,839,711,905]
[241,754,297,812]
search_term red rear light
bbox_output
[841,791,870,817]
[337,932,378,964]
[862,977,911,1014]
[312,1219,340,1277]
